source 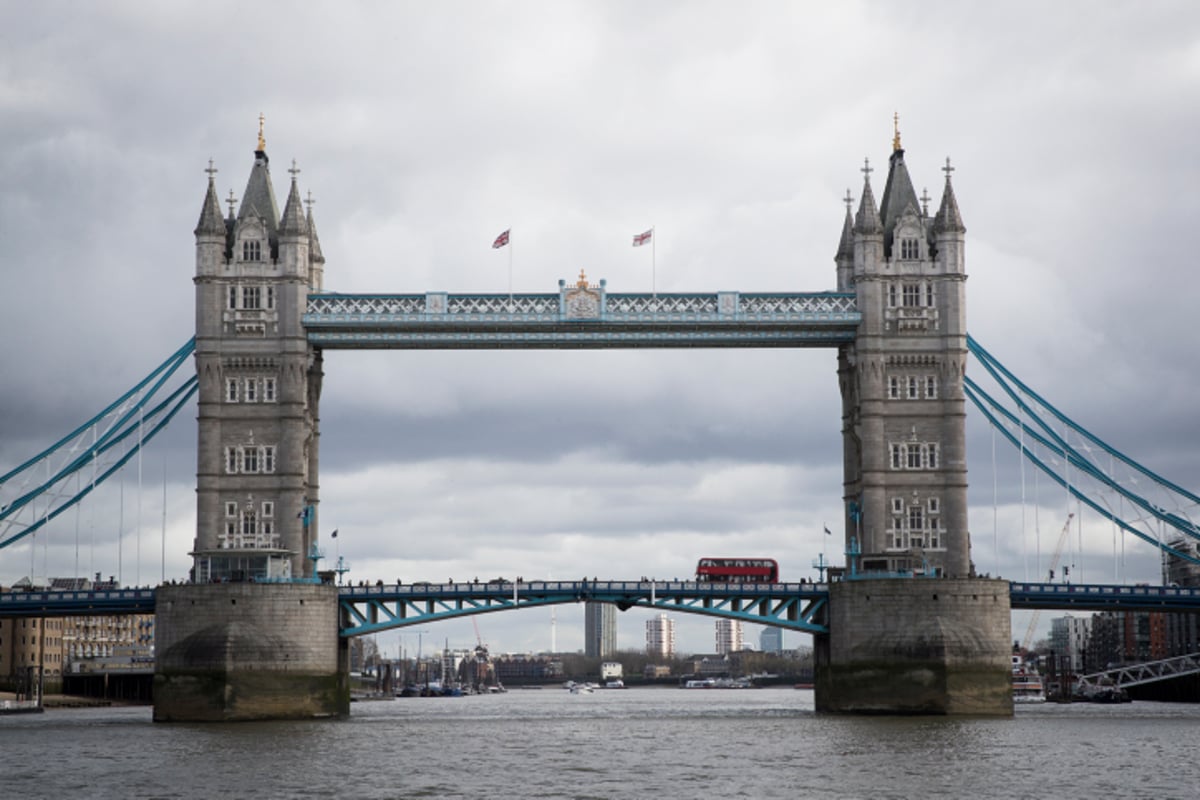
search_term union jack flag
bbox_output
[492,229,510,249]
[632,229,652,247]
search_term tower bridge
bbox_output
[6,121,1197,721]
[178,121,995,720]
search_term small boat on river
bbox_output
[1012,655,1046,704]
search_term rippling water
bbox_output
[5,688,1200,799]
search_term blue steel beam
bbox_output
[1008,582,1200,612]
[10,581,1200,626]
[302,291,860,349]
[0,587,157,617]
[337,580,831,637]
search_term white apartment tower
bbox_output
[715,618,743,655]
[645,613,675,659]
[584,601,617,658]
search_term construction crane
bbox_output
[472,616,485,649]
[1022,513,1075,651]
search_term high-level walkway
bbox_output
[303,289,860,349]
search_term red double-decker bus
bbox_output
[695,557,779,583]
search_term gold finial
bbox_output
[257,113,266,151]
[576,269,589,288]
[892,112,902,152]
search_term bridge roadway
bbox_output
[6,581,1200,637]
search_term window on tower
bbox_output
[900,237,920,260]
[888,440,941,470]
[242,240,262,262]
[241,509,258,536]
[907,446,922,469]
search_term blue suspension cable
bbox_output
[964,380,1200,566]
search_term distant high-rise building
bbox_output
[584,601,617,658]
[715,618,743,655]
[759,626,784,654]
[646,613,675,659]
[1049,614,1091,672]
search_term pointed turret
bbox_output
[933,159,966,234]
[878,129,922,257]
[835,190,855,291]
[194,161,226,237]
[933,157,966,280]
[836,193,854,261]
[854,162,882,235]
[279,168,308,237]
[307,197,325,291]
[236,119,281,259]
[277,163,310,279]
[195,161,226,278]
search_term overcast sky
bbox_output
[2,2,1198,655]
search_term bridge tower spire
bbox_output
[190,125,327,582]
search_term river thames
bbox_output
[3,687,1198,799]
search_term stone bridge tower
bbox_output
[835,122,970,579]
[190,121,326,582]
[819,124,1011,716]
[156,124,345,723]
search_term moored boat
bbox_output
[1012,655,1046,703]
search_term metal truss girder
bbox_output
[302,291,860,350]
[306,291,858,319]
[337,581,830,637]
[1077,652,1200,690]
[306,329,857,349]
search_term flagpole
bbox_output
[651,225,656,304]
[508,229,514,311]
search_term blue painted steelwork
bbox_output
[10,581,1200,627]
[302,290,860,349]
[0,588,157,617]
[337,580,831,637]
[0,339,199,551]
[1009,582,1200,612]
[964,335,1200,566]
